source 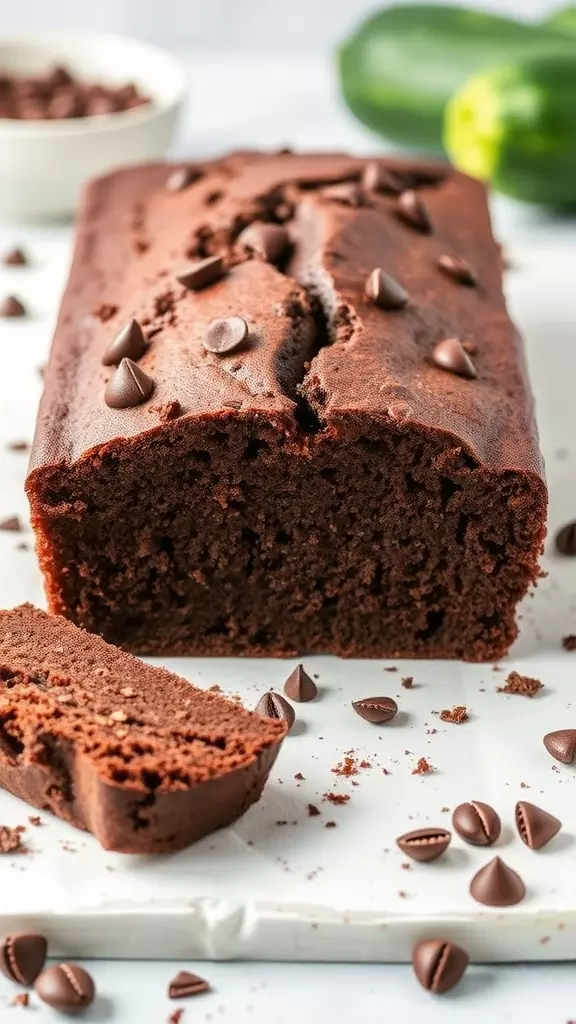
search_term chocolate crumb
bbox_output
[412,757,433,775]
[384,666,398,672]
[93,302,118,323]
[401,676,413,688]
[440,705,469,724]
[28,815,42,826]
[401,862,411,870]
[5,440,29,452]
[323,792,350,805]
[10,993,29,1007]
[398,890,408,898]
[307,803,321,817]
[0,825,27,853]
[498,671,543,697]
[0,515,23,532]
[169,1011,184,1024]
[325,821,337,828]
[2,246,28,267]
[562,635,576,652]
[294,772,305,781]
[149,400,182,423]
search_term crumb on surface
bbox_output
[384,666,397,672]
[294,772,305,781]
[10,993,29,1007]
[0,825,27,854]
[169,1011,184,1024]
[323,792,350,805]
[325,821,337,828]
[562,635,576,652]
[497,671,543,697]
[307,803,321,817]
[401,676,413,688]
[28,816,42,827]
[412,757,433,775]
[208,684,222,693]
[440,705,469,724]
[331,755,359,777]
[149,400,182,423]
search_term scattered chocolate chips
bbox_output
[35,963,95,1013]
[0,65,148,120]
[102,318,147,366]
[543,729,576,764]
[104,358,154,409]
[401,676,413,688]
[237,222,290,265]
[0,515,22,532]
[432,337,477,379]
[320,182,366,207]
[555,521,576,556]
[166,166,202,192]
[308,803,321,817]
[412,938,469,994]
[562,635,576,651]
[175,255,225,291]
[0,933,47,985]
[497,671,543,697]
[352,696,398,724]
[438,253,477,286]
[284,664,317,703]
[469,856,525,907]
[452,800,501,846]
[361,161,402,195]
[515,800,561,850]
[396,190,432,233]
[397,827,451,862]
[365,268,408,310]
[254,691,295,731]
[168,970,210,999]
[0,295,26,318]
[203,316,248,355]
[2,246,28,267]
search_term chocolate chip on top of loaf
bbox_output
[27,151,546,660]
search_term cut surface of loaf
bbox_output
[0,605,285,852]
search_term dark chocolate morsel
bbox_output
[352,696,398,723]
[237,223,290,265]
[555,521,576,556]
[0,294,26,317]
[452,800,501,846]
[104,358,154,409]
[168,969,210,999]
[543,729,576,763]
[35,963,95,1014]
[396,190,432,233]
[0,933,47,985]
[365,268,408,309]
[412,938,469,993]
[284,664,317,702]
[515,800,561,850]
[175,255,225,291]
[469,856,525,907]
[203,316,248,355]
[397,827,451,862]
[432,338,477,379]
[438,253,477,286]
[102,319,147,366]
[255,691,296,731]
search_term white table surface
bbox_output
[1,50,576,1020]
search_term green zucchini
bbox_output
[338,4,576,152]
[544,4,576,34]
[445,56,576,207]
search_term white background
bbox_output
[0,0,564,52]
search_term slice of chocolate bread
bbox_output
[27,151,547,660]
[0,605,285,853]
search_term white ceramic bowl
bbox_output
[0,32,186,220]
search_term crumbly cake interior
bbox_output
[0,606,284,793]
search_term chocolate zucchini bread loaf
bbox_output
[27,151,547,660]
[0,605,284,852]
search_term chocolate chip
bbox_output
[0,933,47,985]
[175,255,225,291]
[515,800,561,850]
[396,190,432,233]
[365,268,408,310]
[438,253,477,287]
[432,338,477,379]
[452,800,501,846]
[255,691,295,731]
[396,827,451,862]
[168,970,210,999]
[352,696,398,724]
[555,521,576,556]
[237,222,290,264]
[2,247,27,267]
[0,515,22,532]
[5,440,29,452]
[284,664,317,703]
[543,729,576,764]
[203,316,248,355]
[166,166,202,192]
[361,161,403,195]
[320,182,366,207]
[102,318,147,366]
[105,358,154,409]
[0,294,26,317]
[35,963,95,1013]
[469,856,525,907]
[412,938,469,994]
